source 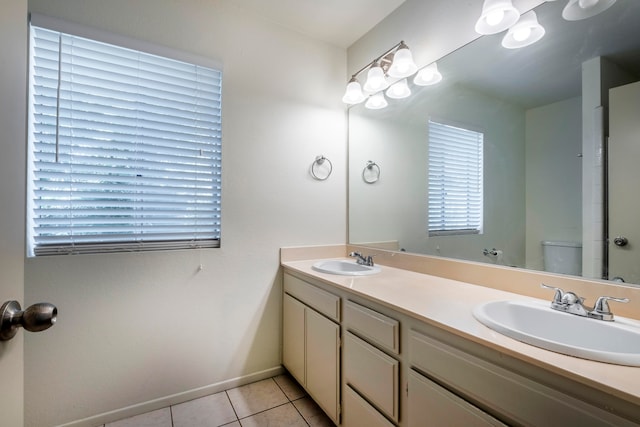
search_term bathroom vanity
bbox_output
[281,247,640,427]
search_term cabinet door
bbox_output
[306,307,340,424]
[283,294,305,386]
[408,370,506,427]
[344,332,399,422]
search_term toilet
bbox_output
[541,241,582,276]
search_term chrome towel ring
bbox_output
[362,160,380,184]
[311,155,333,181]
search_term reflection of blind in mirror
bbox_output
[427,120,483,236]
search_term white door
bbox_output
[0,1,28,425]
[608,81,640,283]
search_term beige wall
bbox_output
[0,1,27,426]
[24,1,346,425]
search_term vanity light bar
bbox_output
[342,40,443,109]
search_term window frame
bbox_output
[27,15,223,256]
[427,117,484,237]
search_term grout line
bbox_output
[224,390,241,422]
[169,405,174,427]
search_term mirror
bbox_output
[348,0,640,284]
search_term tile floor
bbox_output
[101,374,335,427]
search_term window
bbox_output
[428,119,483,236]
[28,23,222,256]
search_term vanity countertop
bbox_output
[281,257,640,409]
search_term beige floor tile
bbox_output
[293,396,335,427]
[239,403,307,427]
[227,379,288,418]
[221,422,240,427]
[172,391,237,427]
[105,407,172,427]
[273,374,306,401]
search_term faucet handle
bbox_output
[540,284,564,304]
[593,296,629,315]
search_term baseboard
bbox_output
[57,365,285,427]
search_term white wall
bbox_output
[24,1,346,425]
[525,97,582,270]
[0,1,27,426]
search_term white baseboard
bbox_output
[57,366,285,427]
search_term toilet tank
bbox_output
[541,241,582,276]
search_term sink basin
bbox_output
[312,260,381,276]
[473,300,640,366]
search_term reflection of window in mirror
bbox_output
[427,119,483,236]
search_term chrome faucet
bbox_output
[540,284,629,321]
[349,251,374,267]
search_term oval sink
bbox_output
[312,260,381,276]
[473,300,640,366]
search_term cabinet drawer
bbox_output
[345,300,400,354]
[409,330,637,427]
[344,332,399,422]
[344,385,395,427]
[408,369,506,427]
[284,273,340,322]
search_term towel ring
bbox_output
[362,160,380,184]
[311,155,333,181]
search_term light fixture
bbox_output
[386,79,411,99]
[363,62,389,93]
[414,62,443,86]
[342,76,366,105]
[342,40,423,106]
[562,0,616,21]
[365,92,388,110]
[475,0,521,35]
[387,42,418,79]
[501,10,545,49]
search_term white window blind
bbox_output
[28,25,222,256]
[428,120,483,235]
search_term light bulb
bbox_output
[342,78,366,105]
[475,0,520,35]
[365,92,388,110]
[387,44,418,79]
[486,9,505,26]
[386,79,411,99]
[363,64,389,93]
[513,26,532,42]
[414,63,442,86]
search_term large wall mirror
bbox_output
[348,0,640,285]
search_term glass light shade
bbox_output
[501,11,545,49]
[414,63,443,86]
[363,64,389,93]
[475,0,520,35]
[386,79,411,99]
[342,78,366,104]
[387,47,418,79]
[365,92,388,109]
[562,0,616,21]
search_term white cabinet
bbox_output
[343,300,400,424]
[344,385,395,427]
[407,369,505,427]
[283,274,340,424]
[409,329,637,427]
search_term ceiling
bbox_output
[233,0,406,48]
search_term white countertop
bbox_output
[282,258,640,408]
